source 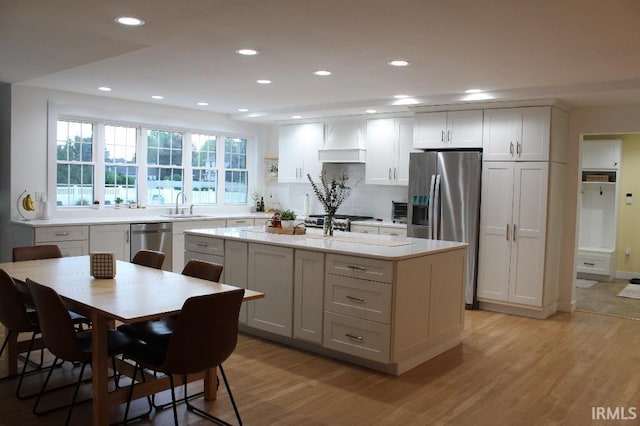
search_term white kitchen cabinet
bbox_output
[365,117,415,185]
[278,123,324,183]
[350,223,379,234]
[28,225,89,257]
[247,243,294,337]
[378,226,407,237]
[89,224,130,261]
[477,161,565,317]
[582,139,621,170]
[172,219,225,271]
[224,241,249,324]
[293,250,325,344]
[226,218,256,227]
[483,106,569,162]
[413,110,483,149]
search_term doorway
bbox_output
[575,134,640,319]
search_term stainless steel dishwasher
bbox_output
[130,222,173,271]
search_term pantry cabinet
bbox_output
[365,117,415,185]
[483,106,568,163]
[413,110,483,149]
[477,161,565,317]
[278,123,324,183]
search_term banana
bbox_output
[22,194,36,211]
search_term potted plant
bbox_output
[267,163,278,177]
[280,209,297,229]
[114,197,123,208]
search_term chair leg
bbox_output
[123,362,153,425]
[185,365,242,426]
[16,331,38,399]
[33,357,59,416]
[169,374,179,426]
[64,362,87,426]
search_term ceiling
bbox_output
[2,0,640,123]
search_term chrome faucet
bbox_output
[175,191,185,214]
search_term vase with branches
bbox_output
[307,171,355,236]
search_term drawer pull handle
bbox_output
[235,220,247,224]
[55,232,70,236]
[584,262,595,266]
[345,333,363,341]
[348,265,366,272]
[197,243,209,247]
[346,295,365,303]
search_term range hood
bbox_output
[318,120,366,163]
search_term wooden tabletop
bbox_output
[0,256,263,323]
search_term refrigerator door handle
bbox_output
[506,224,510,241]
[433,174,442,240]
[513,224,517,241]
[428,174,436,239]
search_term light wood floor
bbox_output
[2,309,639,425]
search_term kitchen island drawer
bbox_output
[226,218,256,227]
[378,226,407,237]
[326,254,392,283]
[35,226,89,243]
[184,234,224,256]
[323,311,390,364]
[325,274,391,323]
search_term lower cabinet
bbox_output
[293,250,325,344]
[247,243,294,337]
[11,225,90,257]
[225,241,249,324]
[89,224,130,261]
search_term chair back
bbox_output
[13,245,63,262]
[0,269,34,332]
[132,249,166,270]
[162,289,244,375]
[25,279,89,362]
[181,259,223,282]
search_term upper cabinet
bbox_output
[582,140,621,170]
[482,106,568,163]
[413,110,483,149]
[365,118,415,185]
[278,123,324,183]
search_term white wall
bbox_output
[0,83,11,261]
[561,103,640,312]
[10,86,273,220]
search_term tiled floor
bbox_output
[575,278,640,319]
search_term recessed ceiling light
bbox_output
[98,86,112,92]
[151,95,164,100]
[196,102,209,106]
[394,94,409,99]
[292,115,302,119]
[238,108,249,112]
[313,70,332,76]
[115,16,145,26]
[366,109,377,114]
[236,49,258,56]
[257,79,271,85]
[388,60,410,67]
[465,89,483,94]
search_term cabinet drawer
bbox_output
[325,274,391,323]
[35,226,89,243]
[41,240,89,257]
[226,218,255,227]
[173,219,225,234]
[184,235,224,256]
[576,252,612,274]
[326,254,392,283]
[350,224,378,234]
[323,311,390,363]
[378,227,407,237]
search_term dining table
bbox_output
[0,255,263,426]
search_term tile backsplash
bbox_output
[264,163,408,220]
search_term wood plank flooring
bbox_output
[1,309,639,425]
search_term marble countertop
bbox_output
[185,226,467,261]
[12,213,273,227]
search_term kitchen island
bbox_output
[184,226,468,375]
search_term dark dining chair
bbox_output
[118,259,224,343]
[123,289,245,426]
[132,249,166,270]
[12,245,92,330]
[0,269,43,399]
[25,278,138,426]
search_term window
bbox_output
[104,125,138,205]
[146,129,183,205]
[56,120,94,206]
[191,133,218,204]
[224,137,248,204]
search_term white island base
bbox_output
[184,226,468,376]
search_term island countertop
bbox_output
[185,226,467,261]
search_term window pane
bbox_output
[147,167,183,205]
[105,165,138,205]
[225,137,246,169]
[224,170,247,204]
[193,169,217,204]
[191,134,218,204]
[105,125,137,164]
[56,164,94,206]
[56,120,94,207]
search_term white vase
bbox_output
[281,220,294,229]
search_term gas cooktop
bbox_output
[304,214,374,231]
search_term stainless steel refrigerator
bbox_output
[407,150,482,309]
